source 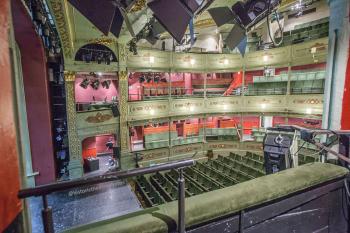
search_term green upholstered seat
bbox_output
[64,163,348,233]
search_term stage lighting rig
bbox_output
[147,0,214,44]
[80,78,90,89]
[208,0,281,51]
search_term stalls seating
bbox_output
[65,162,348,233]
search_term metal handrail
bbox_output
[267,125,350,164]
[18,159,195,233]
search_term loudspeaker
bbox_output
[113,146,121,170]
[113,146,121,158]
[339,134,350,166]
[111,104,120,117]
[148,0,192,43]
[263,133,293,174]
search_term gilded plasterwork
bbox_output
[64,72,81,161]
[85,112,113,123]
[130,0,146,12]
[118,71,129,152]
[49,0,73,57]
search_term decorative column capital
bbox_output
[119,71,128,81]
[64,71,76,82]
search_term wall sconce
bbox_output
[261,103,267,109]
[190,58,196,65]
[263,55,269,62]
[224,59,229,65]
[306,108,312,114]
[149,56,155,64]
[150,109,155,115]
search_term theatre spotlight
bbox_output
[80,78,90,89]
[154,75,160,83]
[90,79,100,90]
[128,39,138,55]
[208,0,281,50]
[97,53,103,64]
[146,76,152,83]
[102,80,111,89]
[147,0,214,43]
[82,53,92,63]
[105,52,113,65]
[139,75,146,83]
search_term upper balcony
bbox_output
[73,72,120,139]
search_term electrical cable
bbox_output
[267,0,284,46]
[295,141,307,154]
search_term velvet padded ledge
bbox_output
[64,163,349,233]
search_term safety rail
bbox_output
[18,159,195,233]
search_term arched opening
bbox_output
[81,134,118,175]
[75,43,118,64]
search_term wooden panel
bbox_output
[170,98,205,116]
[291,37,328,66]
[206,97,243,113]
[128,100,169,121]
[206,53,243,72]
[245,47,290,68]
[243,96,287,113]
[287,94,323,115]
[173,52,206,71]
[127,50,170,71]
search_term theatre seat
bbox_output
[64,163,348,233]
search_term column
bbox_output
[322,0,350,130]
[64,72,83,179]
[118,70,129,153]
[286,63,292,95]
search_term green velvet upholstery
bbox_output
[64,163,348,233]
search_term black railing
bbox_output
[18,159,195,233]
[290,87,324,94]
[245,88,287,96]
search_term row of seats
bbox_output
[134,150,319,208]
[134,151,265,208]
[252,71,326,83]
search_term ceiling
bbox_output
[48,0,322,58]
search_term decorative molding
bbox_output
[128,95,324,121]
[87,37,116,46]
[194,18,215,29]
[85,112,113,123]
[130,0,146,12]
[64,71,76,82]
[65,72,81,161]
[119,71,129,152]
[78,124,118,141]
[49,0,73,58]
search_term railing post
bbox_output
[41,195,54,233]
[178,169,186,233]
